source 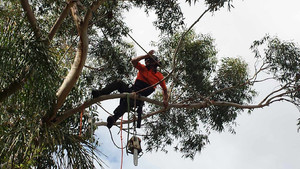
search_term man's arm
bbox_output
[131,50,154,67]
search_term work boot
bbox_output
[107,116,116,129]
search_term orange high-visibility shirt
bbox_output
[134,62,167,91]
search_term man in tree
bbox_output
[92,50,169,128]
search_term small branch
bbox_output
[264,88,296,105]
[84,65,105,72]
[206,60,273,101]
[82,0,104,30]
[259,84,288,105]
[20,0,42,39]
[212,101,265,109]
[253,77,275,83]
[48,1,74,41]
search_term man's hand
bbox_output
[131,50,155,67]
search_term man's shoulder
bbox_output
[135,62,146,70]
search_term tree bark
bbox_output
[49,0,104,121]
[54,92,272,126]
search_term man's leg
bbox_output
[92,80,129,98]
[107,98,130,128]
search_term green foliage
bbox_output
[144,30,255,159]
[157,30,218,98]
[251,35,300,127]
[209,57,256,131]
[251,35,300,84]
[0,12,59,114]
[0,6,99,168]
[213,57,253,102]
[2,0,298,167]
[131,0,185,34]
[186,0,235,11]
[88,37,135,87]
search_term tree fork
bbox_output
[48,0,105,122]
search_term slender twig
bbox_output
[84,65,105,72]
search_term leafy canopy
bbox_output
[0,0,299,168]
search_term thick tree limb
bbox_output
[54,93,166,125]
[54,92,280,126]
[51,0,104,121]
[95,107,168,127]
[83,0,104,29]
[20,0,42,39]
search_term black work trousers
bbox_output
[99,80,154,120]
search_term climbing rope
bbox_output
[108,129,125,150]
[120,116,124,169]
[79,106,84,136]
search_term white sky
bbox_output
[94,0,300,169]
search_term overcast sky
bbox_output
[94,0,300,169]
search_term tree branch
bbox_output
[82,0,104,29]
[259,84,288,105]
[50,0,105,121]
[20,0,42,39]
[70,1,82,35]
[48,1,74,41]
[54,93,168,125]
[126,4,219,98]
[54,91,280,126]
[95,108,168,127]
